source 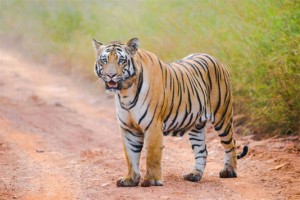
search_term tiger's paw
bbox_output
[183,172,203,182]
[141,179,163,187]
[116,177,139,187]
[219,167,237,178]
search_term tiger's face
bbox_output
[93,38,139,92]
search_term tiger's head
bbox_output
[92,38,139,93]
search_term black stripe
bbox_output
[163,78,175,124]
[218,120,232,137]
[205,55,221,116]
[188,132,197,136]
[137,52,143,60]
[181,113,194,131]
[126,137,143,145]
[128,67,144,109]
[170,63,185,93]
[181,63,196,95]
[189,138,203,142]
[130,143,143,149]
[215,104,232,131]
[195,122,206,130]
[215,117,225,131]
[198,148,207,154]
[117,114,129,127]
[196,163,206,166]
[221,137,233,145]
[177,106,189,129]
[130,148,143,153]
[121,127,142,137]
[166,84,182,130]
[164,64,169,88]
[187,88,192,113]
[186,61,201,76]
[130,58,136,76]
[188,67,206,115]
[198,57,212,91]
[138,103,150,124]
[126,137,143,153]
[194,65,208,94]
[141,89,150,107]
[195,156,207,159]
[145,103,159,131]
[147,53,154,63]
[176,67,186,93]
[193,60,207,72]
[192,144,201,149]
[225,147,235,153]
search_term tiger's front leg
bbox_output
[117,127,144,187]
[141,124,164,187]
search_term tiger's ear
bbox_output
[92,39,103,51]
[126,38,139,55]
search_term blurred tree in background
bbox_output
[0,0,299,136]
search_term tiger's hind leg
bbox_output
[215,119,238,178]
[183,121,207,182]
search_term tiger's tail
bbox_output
[237,146,248,159]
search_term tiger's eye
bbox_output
[119,59,126,64]
[101,58,107,63]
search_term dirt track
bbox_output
[0,49,299,200]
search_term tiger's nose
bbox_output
[106,73,117,78]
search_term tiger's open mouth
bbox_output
[105,80,121,90]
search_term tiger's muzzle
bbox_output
[104,74,123,91]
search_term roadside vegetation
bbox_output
[0,0,299,136]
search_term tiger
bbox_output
[92,38,248,187]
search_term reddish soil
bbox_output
[0,49,299,200]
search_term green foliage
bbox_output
[0,0,299,136]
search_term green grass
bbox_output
[0,0,299,136]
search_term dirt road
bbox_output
[0,49,299,200]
